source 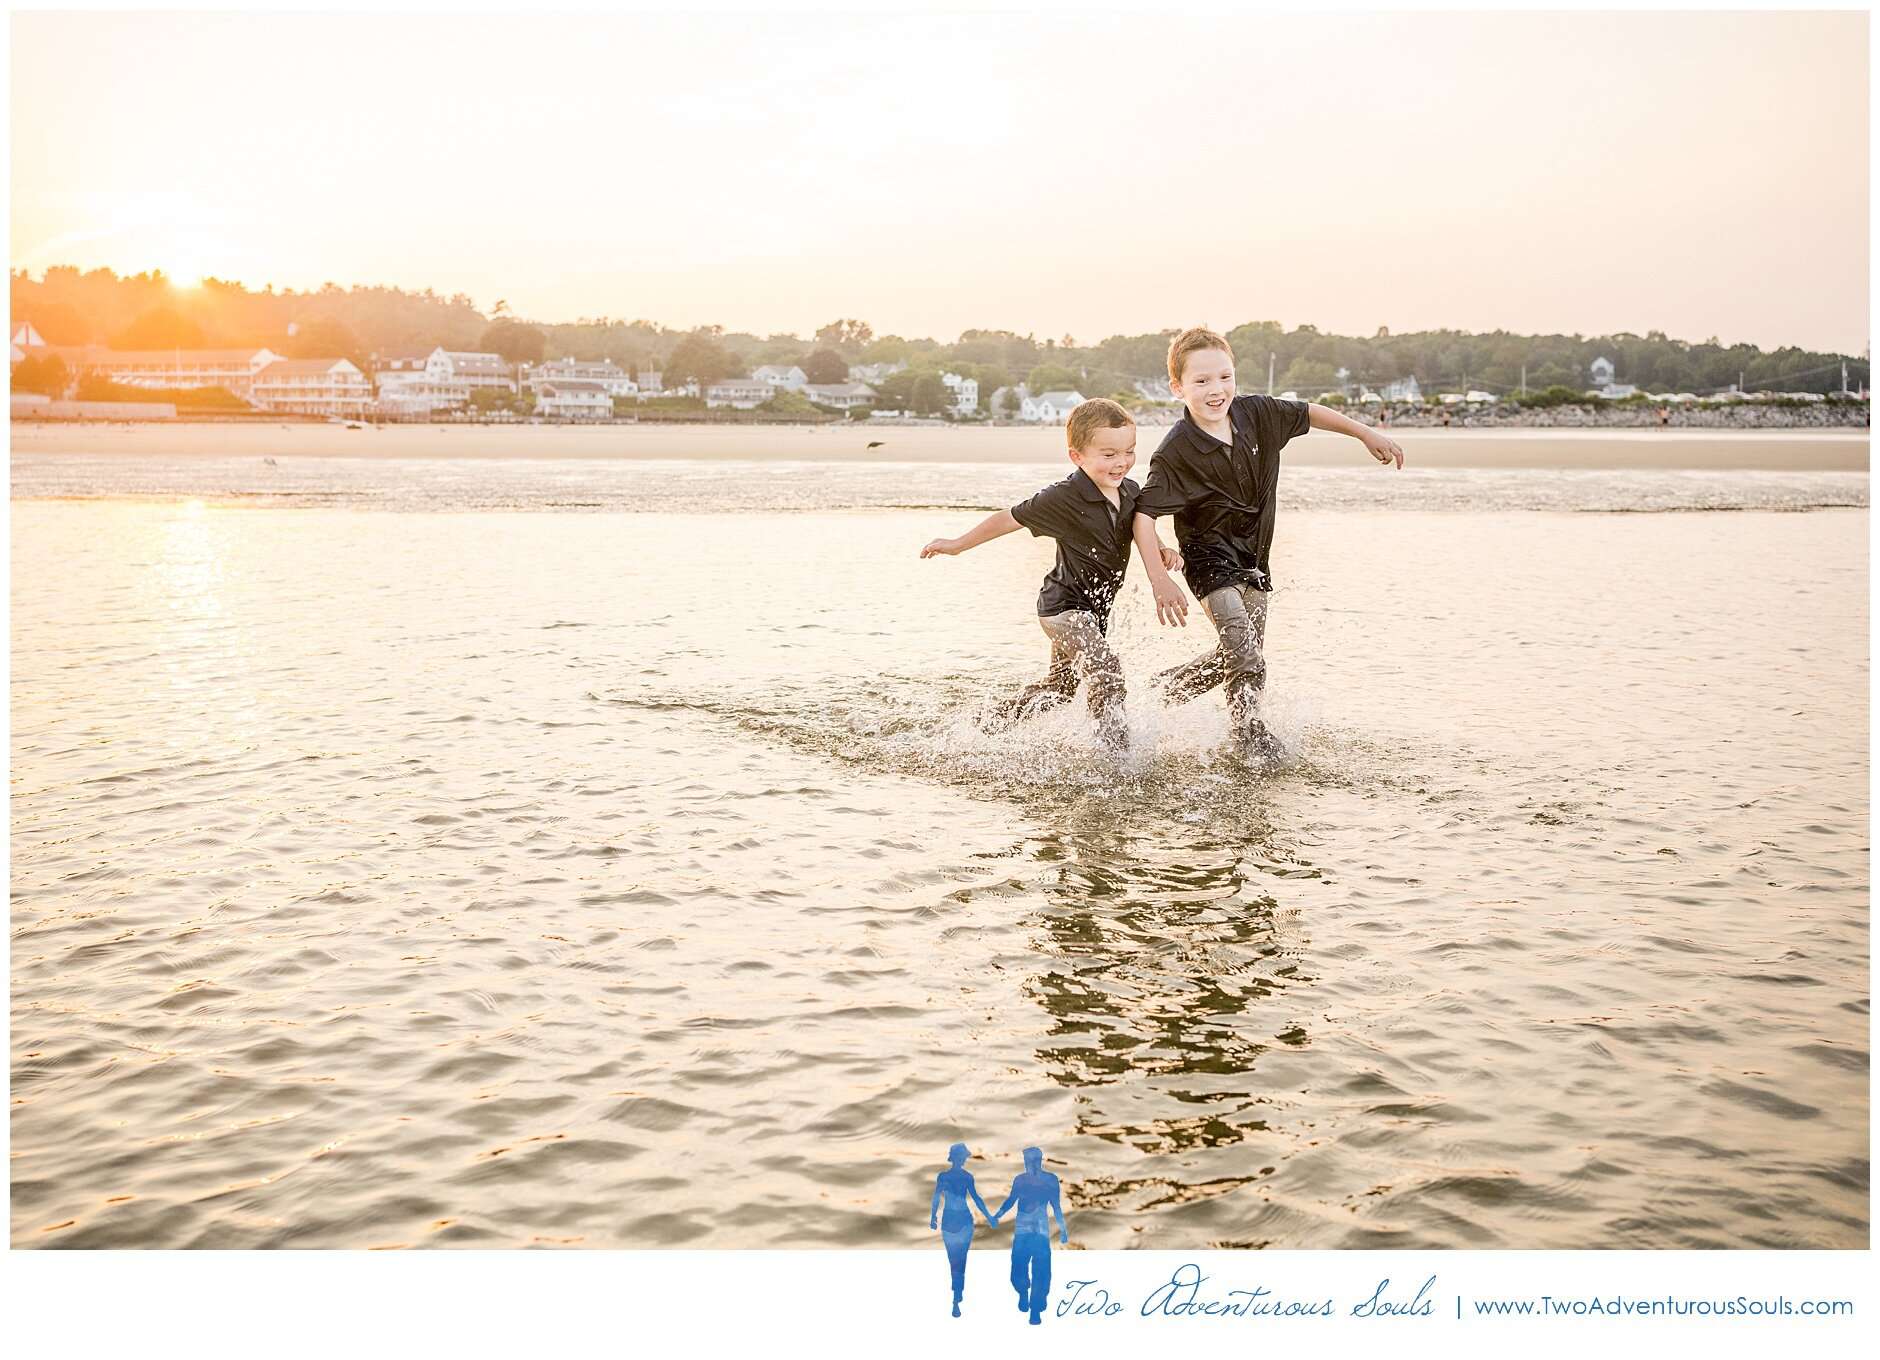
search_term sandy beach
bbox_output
[10,418,1871,470]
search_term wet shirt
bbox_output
[1135,394,1310,597]
[1009,469,1140,624]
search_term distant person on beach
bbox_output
[929,1143,994,1316]
[1133,327,1406,765]
[1658,405,1671,427]
[920,398,1180,752]
[990,1147,1068,1325]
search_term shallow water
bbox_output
[9,463,1870,1249]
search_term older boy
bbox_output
[921,397,1178,750]
[1133,327,1404,761]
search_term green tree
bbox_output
[1278,358,1338,392]
[871,368,920,409]
[10,353,67,397]
[801,348,848,384]
[857,335,911,364]
[285,317,365,368]
[1026,363,1080,394]
[762,389,820,418]
[910,372,950,416]
[112,306,205,349]
[479,319,547,364]
[815,318,874,349]
[663,331,735,388]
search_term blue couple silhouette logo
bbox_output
[928,1143,1069,1323]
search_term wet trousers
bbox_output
[1155,581,1270,736]
[994,609,1126,748]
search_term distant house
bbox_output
[12,321,47,350]
[1382,375,1422,403]
[803,381,875,411]
[939,372,979,415]
[1021,389,1086,423]
[848,361,906,385]
[530,358,636,398]
[753,364,808,391]
[990,384,1028,418]
[428,348,515,392]
[704,377,774,409]
[536,380,614,420]
[635,369,663,396]
[250,357,373,416]
[83,347,285,401]
[374,349,463,413]
[1588,355,1637,399]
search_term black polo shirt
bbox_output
[1009,468,1140,624]
[1135,394,1310,597]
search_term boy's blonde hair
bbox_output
[1066,397,1134,452]
[1167,326,1235,382]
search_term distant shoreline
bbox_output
[10,420,1869,471]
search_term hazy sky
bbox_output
[10,9,1870,351]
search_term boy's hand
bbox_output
[1152,578,1189,627]
[920,538,959,558]
[1159,545,1184,573]
[1364,430,1405,469]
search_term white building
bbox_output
[753,364,808,391]
[79,347,286,401]
[374,350,467,413]
[250,358,373,416]
[803,382,876,410]
[530,358,637,398]
[704,377,775,409]
[1381,375,1422,403]
[848,361,906,385]
[12,321,47,350]
[1021,389,1087,423]
[989,384,1027,418]
[428,348,516,392]
[84,347,283,397]
[1588,355,1637,399]
[939,371,979,415]
[536,380,615,420]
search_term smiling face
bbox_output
[1171,347,1236,425]
[1068,423,1136,491]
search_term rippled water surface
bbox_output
[10,455,1870,1248]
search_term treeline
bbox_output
[11,267,1868,403]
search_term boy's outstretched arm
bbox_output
[1133,512,1189,627]
[921,508,1020,558]
[1308,402,1406,468]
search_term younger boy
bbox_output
[921,397,1180,750]
[1132,327,1405,761]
